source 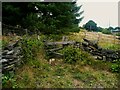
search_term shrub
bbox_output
[69,27,80,33]
[59,46,94,64]
[111,64,120,73]
[110,59,120,73]
[2,72,18,88]
[61,46,81,64]
[102,29,111,34]
[21,35,44,63]
[116,33,120,36]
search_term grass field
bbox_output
[68,30,120,50]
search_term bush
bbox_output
[69,27,80,33]
[61,46,81,64]
[59,46,94,64]
[116,33,120,36]
[45,44,94,65]
[2,72,18,88]
[21,35,44,63]
[111,64,120,73]
[110,59,120,73]
[102,29,111,34]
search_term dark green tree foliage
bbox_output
[28,2,84,34]
[102,28,112,34]
[108,26,114,30]
[84,20,98,31]
[2,2,35,26]
[97,27,103,32]
[71,2,84,25]
[2,1,84,34]
[114,27,120,30]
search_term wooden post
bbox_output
[25,29,28,35]
[97,33,101,44]
[113,33,116,44]
[38,35,40,40]
[83,31,86,39]
[62,36,66,47]
[62,36,66,41]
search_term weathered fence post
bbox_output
[25,29,28,35]
[97,32,101,44]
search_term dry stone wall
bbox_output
[82,38,120,62]
[1,40,23,73]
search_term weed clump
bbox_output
[20,35,44,63]
[110,59,120,73]
[61,46,92,64]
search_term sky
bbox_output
[77,0,119,28]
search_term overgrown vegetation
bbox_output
[110,59,120,73]
[2,35,45,88]
[2,36,12,48]
[20,35,44,63]
[59,46,93,64]
[2,1,120,88]
[62,46,81,64]
[116,33,120,36]
[2,33,120,88]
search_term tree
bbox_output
[114,27,120,30]
[2,2,35,26]
[84,20,98,31]
[97,27,103,32]
[71,1,84,26]
[108,26,114,31]
[2,1,84,34]
[102,28,111,34]
[33,1,84,33]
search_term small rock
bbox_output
[103,56,106,61]
[97,56,102,60]
[57,76,60,78]
[49,58,55,64]
[1,59,8,63]
[2,50,9,55]
[7,50,14,55]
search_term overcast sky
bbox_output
[77,0,119,28]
